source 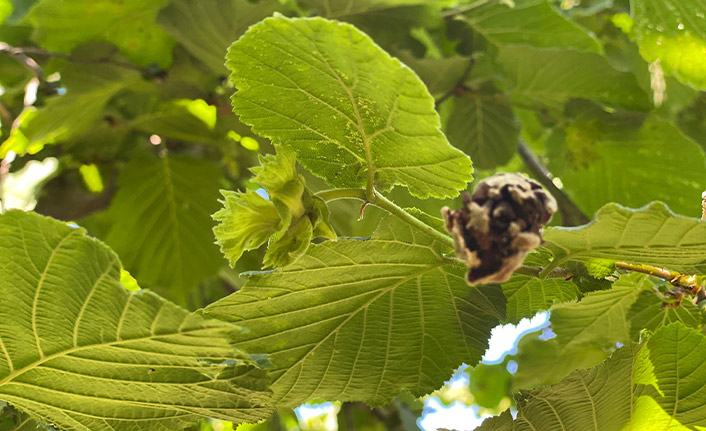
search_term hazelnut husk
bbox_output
[442,173,557,285]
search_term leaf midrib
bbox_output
[0,325,225,389]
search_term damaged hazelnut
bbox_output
[442,173,558,286]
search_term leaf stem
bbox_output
[317,188,583,280]
[515,265,573,279]
[316,188,455,248]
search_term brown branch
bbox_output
[615,261,704,308]
[517,139,589,227]
[0,42,46,81]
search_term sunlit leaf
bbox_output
[0,210,271,430]
[205,216,505,407]
[226,16,472,198]
[542,202,706,274]
[632,0,706,90]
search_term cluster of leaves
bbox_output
[0,0,706,430]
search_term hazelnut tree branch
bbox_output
[316,187,568,281]
[0,44,158,88]
[517,139,589,226]
[614,261,704,307]
[434,58,476,109]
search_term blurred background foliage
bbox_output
[0,0,704,429]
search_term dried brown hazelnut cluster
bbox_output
[442,173,557,286]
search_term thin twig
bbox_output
[435,58,475,109]
[698,192,706,304]
[441,0,490,18]
[0,44,153,76]
[0,152,14,213]
[615,261,704,307]
[517,139,589,226]
[0,42,46,81]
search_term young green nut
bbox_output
[442,173,557,286]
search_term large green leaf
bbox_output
[558,116,706,217]
[542,202,706,274]
[550,274,651,349]
[459,0,601,52]
[632,0,706,90]
[157,0,282,74]
[0,211,271,430]
[205,216,505,407]
[28,0,174,67]
[226,16,472,198]
[502,275,579,325]
[497,46,650,110]
[476,342,640,431]
[443,93,520,169]
[103,154,223,303]
[637,323,706,428]
[478,323,706,430]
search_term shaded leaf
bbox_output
[0,64,139,157]
[157,0,282,74]
[0,210,271,430]
[28,0,174,67]
[227,16,472,198]
[558,116,706,217]
[459,0,601,52]
[103,155,223,303]
[298,0,444,18]
[0,404,36,431]
[468,363,511,409]
[497,46,650,110]
[130,98,217,142]
[443,93,520,169]
[205,216,506,407]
